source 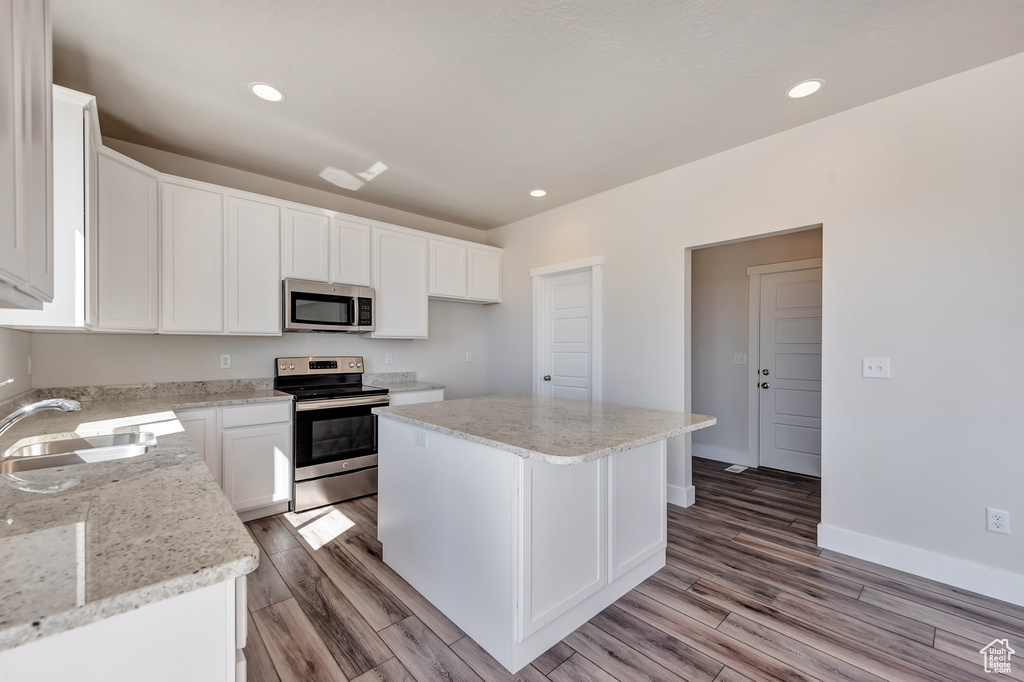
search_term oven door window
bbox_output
[291,292,355,327]
[295,404,377,469]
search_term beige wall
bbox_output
[690,229,822,465]
[0,327,31,401]
[485,53,1024,581]
[104,139,487,243]
[31,300,487,399]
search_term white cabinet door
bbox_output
[331,217,371,286]
[161,181,224,333]
[429,239,468,298]
[608,441,666,581]
[227,196,280,335]
[0,1,23,289]
[178,409,220,486]
[372,226,429,339]
[95,149,159,331]
[222,423,292,513]
[282,208,330,282]
[15,0,52,300]
[468,247,501,302]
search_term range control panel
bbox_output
[275,356,364,376]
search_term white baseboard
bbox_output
[817,524,1024,607]
[692,443,752,467]
[667,484,695,509]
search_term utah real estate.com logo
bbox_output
[980,639,1015,675]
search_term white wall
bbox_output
[31,299,487,399]
[690,229,822,465]
[485,53,1024,586]
[0,327,32,401]
[103,139,487,244]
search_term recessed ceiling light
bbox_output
[249,82,285,102]
[787,79,823,99]
[530,189,547,197]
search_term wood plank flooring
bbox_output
[244,458,1024,681]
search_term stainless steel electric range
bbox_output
[274,356,389,512]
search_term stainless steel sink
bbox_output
[1,432,157,473]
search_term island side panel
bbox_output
[609,439,667,580]
[377,418,517,665]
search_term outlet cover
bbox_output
[385,353,394,365]
[415,430,427,447]
[987,508,1010,535]
[220,354,232,369]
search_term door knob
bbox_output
[761,369,770,376]
[760,382,770,389]
[543,375,552,381]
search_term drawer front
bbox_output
[221,402,291,429]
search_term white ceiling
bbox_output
[52,1,1024,229]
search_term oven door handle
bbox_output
[295,396,390,411]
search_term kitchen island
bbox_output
[373,394,715,673]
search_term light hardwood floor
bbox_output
[243,458,1024,681]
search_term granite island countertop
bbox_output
[373,394,715,465]
[0,387,292,651]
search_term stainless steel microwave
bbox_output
[282,279,375,333]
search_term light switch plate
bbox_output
[734,353,747,365]
[466,352,473,362]
[862,357,890,378]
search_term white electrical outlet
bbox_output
[987,508,1010,535]
[415,430,427,447]
[466,352,473,362]
[385,353,394,365]
[862,357,891,378]
[734,353,747,365]
[220,354,231,369]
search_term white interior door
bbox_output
[539,269,592,400]
[758,268,822,477]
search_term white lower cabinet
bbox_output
[177,403,292,519]
[177,408,220,486]
[222,423,291,514]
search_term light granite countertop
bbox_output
[0,388,291,651]
[363,371,445,393]
[373,394,715,465]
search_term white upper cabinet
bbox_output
[0,0,52,309]
[468,246,502,302]
[331,217,371,286]
[95,148,159,332]
[160,180,224,333]
[0,86,97,329]
[282,207,331,282]
[372,226,429,339]
[428,237,501,303]
[429,238,468,298]
[227,196,281,335]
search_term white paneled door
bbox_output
[758,268,822,477]
[539,269,593,400]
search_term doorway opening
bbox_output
[688,226,822,477]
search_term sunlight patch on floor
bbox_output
[296,508,356,550]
